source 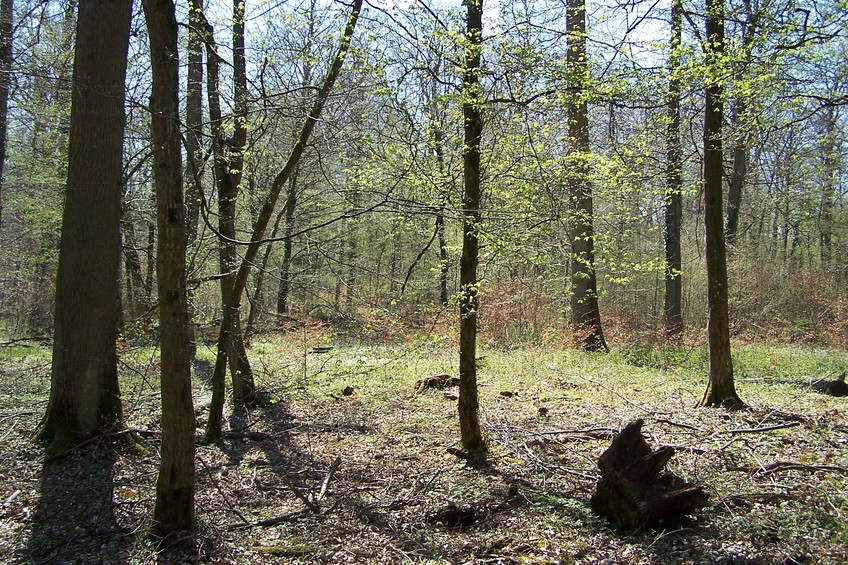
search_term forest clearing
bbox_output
[0,0,846,561]
[2,332,846,563]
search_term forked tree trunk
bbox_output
[699,0,743,409]
[143,0,196,535]
[458,0,485,453]
[663,0,683,339]
[205,0,363,442]
[566,0,607,352]
[36,0,132,452]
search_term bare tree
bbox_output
[144,0,196,535]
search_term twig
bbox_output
[727,422,800,434]
[653,418,699,431]
[227,509,309,530]
[196,455,250,525]
[315,456,342,505]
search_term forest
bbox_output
[0,0,846,562]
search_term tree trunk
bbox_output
[184,0,203,247]
[144,0,196,536]
[819,107,837,267]
[36,0,132,452]
[724,97,748,245]
[277,169,299,315]
[663,0,683,339]
[458,0,485,453]
[0,0,11,230]
[205,0,363,442]
[699,0,743,409]
[566,0,607,352]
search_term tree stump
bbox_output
[590,419,708,529]
[812,372,848,397]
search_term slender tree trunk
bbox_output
[0,0,11,230]
[277,170,299,315]
[144,0,196,535]
[819,107,837,267]
[724,97,748,245]
[664,0,683,339]
[36,0,132,452]
[185,0,203,247]
[566,0,607,352]
[434,127,450,307]
[699,0,743,409]
[458,0,485,453]
[205,0,363,442]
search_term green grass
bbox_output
[3,336,848,563]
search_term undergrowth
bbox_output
[1,336,846,564]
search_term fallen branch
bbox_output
[727,422,800,435]
[314,456,342,505]
[731,461,848,476]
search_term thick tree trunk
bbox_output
[0,0,11,230]
[37,0,132,451]
[663,0,683,339]
[458,0,485,453]
[699,0,743,409]
[566,0,607,352]
[205,0,363,442]
[144,0,196,536]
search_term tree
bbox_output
[664,0,684,339]
[143,0,196,535]
[0,0,11,230]
[566,0,607,352]
[36,0,133,451]
[205,0,363,442]
[699,0,744,408]
[457,0,485,453]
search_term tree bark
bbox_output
[663,0,683,339]
[205,0,363,442]
[458,0,485,453]
[566,0,607,352]
[699,0,743,409]
[184,0,203,247]
[144,0,196,536]
[36,0,132,452]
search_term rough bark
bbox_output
[205,0,363,442]
[591,420,709,529]
[699,0,743,409]
[36,0,132,452]
[185,0,203,247]
[663,0,683,339]
[144,0,196,536]
[566,0,607,352]
[457,0,486,453]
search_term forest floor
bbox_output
[1,329,847,564]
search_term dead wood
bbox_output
[590,419,708,530]
[415,374,460,393]
[811,372,848,397]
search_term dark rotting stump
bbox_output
[811,372,848,397]
[591,419,709,530]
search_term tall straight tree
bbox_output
[699,0,743,408]
[664,0,684,338]
[566,0,607,352]
[0,0,11,230]
[457,0,485,453]
[36,0,132,451]
[143,0,196,535]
